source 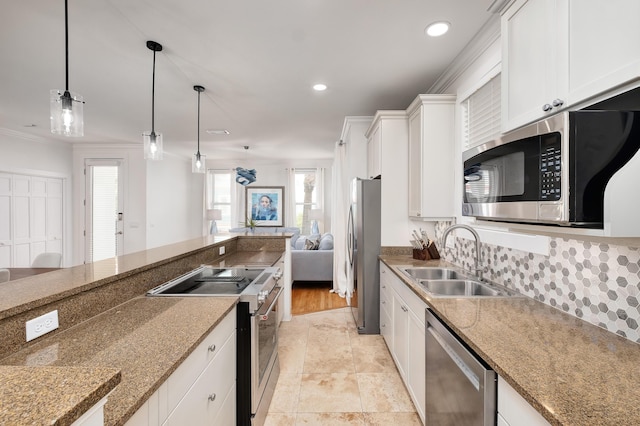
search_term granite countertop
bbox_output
[0,296,237,426]
[380,255,640,426]
[0,236,286,425]
[0,234,237,320]
[0,366,121,426]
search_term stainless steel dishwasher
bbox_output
[425,308,496,426]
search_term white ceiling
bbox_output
[0,0,496,163]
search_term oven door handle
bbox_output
[256,286,283,320]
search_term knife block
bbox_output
[412,241,441,261]
[412,248,429,260]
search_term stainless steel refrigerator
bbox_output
[347,177,381,334]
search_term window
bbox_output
[461,73,501,150]
[291,168,323,234]
[206,170,233,232]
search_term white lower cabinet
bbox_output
[498,376,550,426]
[71,395,109,426]
[380,262,426,424]
[125,307,237,426]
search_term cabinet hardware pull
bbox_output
[208,344,216,352]
[552,98,564,107]
[542,103,553,112]
[208,394,216,402]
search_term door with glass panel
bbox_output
[85,159,124,263]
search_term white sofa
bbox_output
[290,233,334,282]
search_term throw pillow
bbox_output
[318,234,334,250]
[304,237,320,250]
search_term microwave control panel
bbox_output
[540,134,561,201]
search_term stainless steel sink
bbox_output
[419,279,512,297]
[399,266,520,298]
[401,267,469,280]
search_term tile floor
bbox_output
[265,308,422,426]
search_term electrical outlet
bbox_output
[219,246,225,255]
[26,310,59,342]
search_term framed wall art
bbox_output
[245,186,284,227]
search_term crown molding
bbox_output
[428,14,501,94]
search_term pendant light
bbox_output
[143,40,164,160]
[50,0,84,137]
[192,85,206,173]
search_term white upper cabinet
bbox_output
[564,0,640,105]
[406,94,456,220]
[501,0,640,132]
[501,0,565,131]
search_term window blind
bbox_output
[462,73,501,150]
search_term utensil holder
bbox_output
[412,242,441,261]
[412,248,429,260]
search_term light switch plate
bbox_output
[219,246,225,255]
[26,310,59,342]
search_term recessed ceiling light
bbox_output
[313,83,327,91]
[206,129,230,135]
[425,21,450,37]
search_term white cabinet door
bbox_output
[501,0,560,132]
[391,291,408,379]
[503,0,640,132]
[498,376,551,426]
[406,95,456,220]
[565,0,640,105]
[407,307,426,422]
[367,124,381,179]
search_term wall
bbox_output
[0,131,74,265]
[146,156,204,249]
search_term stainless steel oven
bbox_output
[463,110,640,227]
[147,265,282,425]
[251,285,281,425]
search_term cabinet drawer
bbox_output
[390,275,426,324]
[164,331,236,425]
[380,304,392,349]
[167,307,236,412]
[380,280,391,312]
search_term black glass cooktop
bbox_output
[150,267,265,296]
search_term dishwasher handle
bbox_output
[426,309,490,393]
[427,323,480,391]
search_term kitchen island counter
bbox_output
[380,255,640,426]
[0,296,237,425]
[0,235,288,425]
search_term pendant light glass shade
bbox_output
[50,89,84,136]
[50,0,84,137]
[144,40,164,160]
[192,85,206,174]
[192,151,206,173]
[143,131,163,160]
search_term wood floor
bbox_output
[290,281,348,315]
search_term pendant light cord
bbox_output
[151,49,156,133]
[197,89,201,154]
[64,0,69,91]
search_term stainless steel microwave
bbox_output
[462,110,640,227]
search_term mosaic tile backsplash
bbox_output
[435,221,640,343]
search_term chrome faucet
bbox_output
[441,224,484,280]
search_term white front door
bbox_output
[85,159,124,263]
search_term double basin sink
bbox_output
[400,267,519,298]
